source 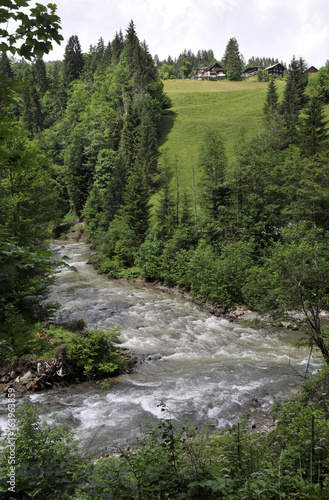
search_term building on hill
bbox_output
[194,63,226,79]
[306,66,318,75]
[265,63,286,77]
[241,66,263,77]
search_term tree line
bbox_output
[156,39,285,80]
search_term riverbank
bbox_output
[0,327,139,399]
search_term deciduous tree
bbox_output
[244,224,329,365]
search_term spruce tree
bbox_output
[263,77,286,155]
[133,40,156,93]
[32,57,47,97]
[22,70,44,136]
[111,30,124,64]
[119,100,138,173]
[156,163,176,240]
[198,130,229,222]
[46,62,66,121]
[0,52,13,78]
[104,41,112,67]
[95,149,125,225]
[63,35,84,85]
[222,38,244,81]
[135,109,158,189]
[124,20,139,71]
[281,56,309,144]
[281,77,300,144]
[299,97,329,157]
[264,78,279,116]
[123,162,150,244]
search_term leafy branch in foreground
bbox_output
[0,0,63,60]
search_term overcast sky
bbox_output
[43,0,328,68]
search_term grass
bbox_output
[158,78,286,194]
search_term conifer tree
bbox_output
[281,56,308,144]
[156,163,176,240]
[32,57,47,97]
[123,162,150,244]
[22,70,44,136]
[133,40,156,93]
[45,62,66,122]
[111,30,123,64]
[299,97,329,157]
[124,20,139,70]
[135,109,158,189]
[119,100,138,172]
[63,35,84,85]
[198,130,229,222]
[222,37,244,81]
[104,41,112,67]
[96,149,126,224]
[0,52,13,78]
[263,77,286,155]
[264,77,279,116]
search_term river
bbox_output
[3,242,321,454]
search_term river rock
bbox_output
[147,354,162,361]
[281,321,294,329]
[61,398,73,405]
[20,371,33,384]
[204,418,217,428]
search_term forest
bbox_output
[1,0,329,498]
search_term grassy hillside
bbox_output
[158,78,286,190]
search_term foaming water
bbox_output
[1,242,321,453]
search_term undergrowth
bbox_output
[1,373,329,499]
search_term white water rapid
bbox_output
[1,242,321,453]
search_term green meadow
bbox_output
[158,78,286,189]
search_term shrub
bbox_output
[52,326,125,378]
[0,401,81,499]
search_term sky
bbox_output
[40,0,328,68]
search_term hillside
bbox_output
[158,78,286,188]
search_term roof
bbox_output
[265,63,286,71]
[196,63,223,71]
[242,66,263,72]
[307,66,318,72]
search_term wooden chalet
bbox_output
[265,63,286,77]
[194,63,226,79]
[241,66,263,78]
[306,66,318,75]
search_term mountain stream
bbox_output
[1,242,320,453]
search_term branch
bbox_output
[288,356,309,380]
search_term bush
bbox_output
[75,404,220,499]
[0,401,81,499]
[186,240,254,307]
[52,326,125,378]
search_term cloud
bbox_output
[42,0,328,68]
